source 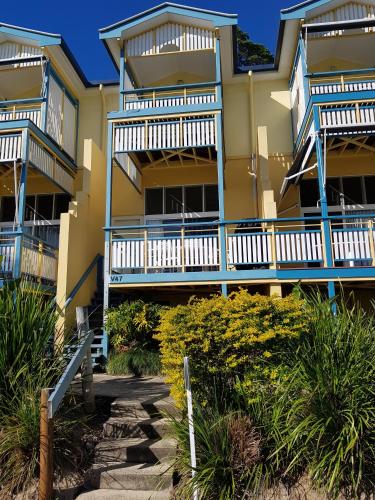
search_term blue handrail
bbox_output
[63,254,103,309]
[104,213,375,232]
[0,97,45,107]
[122,81,219,95]
[307,67,375,78]
[47,330,94,418]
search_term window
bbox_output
[54,194,71,218]
[300,179,319,207]
[204,185,219,212]
[326,178,341,206]
[342,177,363,205]
[145,185,219,216]
[165,187,183,214]
[365,177,375,204]
[145,188,163,215]
[37,195,54,220]
[185,186,203,213]
[0,193,71,223]
[0,197,15,222]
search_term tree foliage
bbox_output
[237,27,274,67]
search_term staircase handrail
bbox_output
[63,253,103,309]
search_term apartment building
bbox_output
[1,0,375,360]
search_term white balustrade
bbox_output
[0,107,41,127]
[29,138,74,194]
[110,223,375,275]
[320,104,375,128]
[0,242,14,273]
[332,229,372,262]
[0,133,22,162]
[114,116,216,152]
[125,93,215,111]
[112,234,219,270]
[21,238,58,282]
[311,80,375,95]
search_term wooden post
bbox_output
[368,219,375,266]
[39,388,53,500]
[38,241,43,283]
[270,223,277,269]
[81,350,95,413]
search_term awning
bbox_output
[280,134,315,198]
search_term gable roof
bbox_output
[281,0,336,19]
[99,2,237,39]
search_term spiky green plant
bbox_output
[267,292,375,498]
[107,348,162,376]
[0,280,84,495]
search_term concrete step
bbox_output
[85,461,173,490]
[103,417,171,439]
[111,398,179,419]
[76,489,171,500]
[95,438,177,464]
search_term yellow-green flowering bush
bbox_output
[155,289,308,406]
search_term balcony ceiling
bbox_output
[129,49,215,87]
[0,66,41,100]
[307,32,375,68]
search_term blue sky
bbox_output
[3,0,297,82]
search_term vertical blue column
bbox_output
[313,107,336,306]
[103,124,113,358]
[41,60,50,133]
[215,31,227,296]
[298,34,310,106]
[119,47,125,112]
[13,129,29,279]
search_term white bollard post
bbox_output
[183,356,198,500]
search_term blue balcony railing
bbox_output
[122,81,218,113]
[0,231,58,286]
[106,215,375,281]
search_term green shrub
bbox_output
[107,348,162,376]
[155,289,307,406]
[105,300,163,351]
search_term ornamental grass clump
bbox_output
[268,292,375,498]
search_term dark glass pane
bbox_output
[0,197,15,222]
[300,179,319,207]
[342,177,363,205]
[36,194,53,220]
[185,186,203,213]
[204,185,219,212]
[145,188,163,215]
[326,178,341,206]
[54,194,71,218]
[365,176,375,204]
[165,187,183,214]
[25,195,36,221]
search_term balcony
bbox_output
[106,215,375,286]
[0,98,43,128]
[0,231,58,287]
[0,128,75,195]
[121,82,219,117]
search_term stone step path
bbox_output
[76,375,177,500]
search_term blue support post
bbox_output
[13,129,29,279]
[298,34,310,106]
[313,107,336,307]
[41,61,50,133]
[102,124,114,359]
[119,47,125,112]
[215,31,227,296]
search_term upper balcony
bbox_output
[100,4,237,120]
[0,37,78,162]
[289,3,375,149]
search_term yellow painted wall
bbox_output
[223,82,251,158]
[56,139,106,332]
